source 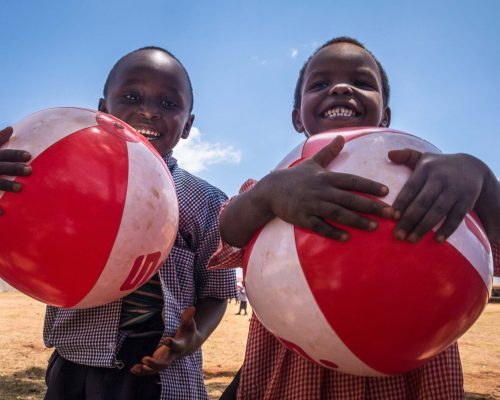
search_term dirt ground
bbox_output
[0,292,498,399]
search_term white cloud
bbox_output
[290,48,298,59]
[251,56,268,65]
[174,127,241,173]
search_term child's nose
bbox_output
[138,104,161,120]
[329,83,354,97]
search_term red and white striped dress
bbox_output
[210,180,499,400]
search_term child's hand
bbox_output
[221,136,394,247]
[261,135,393,241]
[388,149,488,242]
[130,306,201,376]
[0,126,32,195]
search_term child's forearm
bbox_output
[194,297,228,344]
[474,168,500,243]
[220,174,277,248]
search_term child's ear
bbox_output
[98,98,107,113]
[380,107,391,127]
[292,109,305,133]
[181,114,195,139]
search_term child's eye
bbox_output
[309,81,329,91]
[124,93,139,102]
[355,81,376,90]
[162,99,178,109]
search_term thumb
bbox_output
[0,127,13,146]
[161,336,185,352]
[312,136,345,167]
[177,306,196,334]
[388,148,422,170]
[180,306,196,324]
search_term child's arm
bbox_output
[130,298,226,375]
[388,149,500,243]
[0,127,32,200]
[221,136,393,247]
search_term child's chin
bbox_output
[326,118,359,129]
[148,140,164,154]
[311,119,358,134]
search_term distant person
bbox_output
[234,287,240,304]
[212,36,500,399]
[235,286,248,316]
[228,288,239,304]
[0,46,237,400]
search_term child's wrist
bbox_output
[474,164,500,242]
[251,173,279,220]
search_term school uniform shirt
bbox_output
[209,179,500,400]
[44,154,237,400]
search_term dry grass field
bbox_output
[0,292,498,399]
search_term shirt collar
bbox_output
[162,151,178,171]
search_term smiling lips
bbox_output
[323,106,358,119]
[136,128,161,141]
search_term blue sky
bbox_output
[2,0,499,196]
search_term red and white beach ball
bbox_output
[0,107,178,308]
[243,127,493,376]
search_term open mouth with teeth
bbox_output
[136,128,161,141]
[323,106,359,119]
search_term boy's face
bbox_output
[293,42,390,136]
[99,49,194,156]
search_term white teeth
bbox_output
[324,106,356,119]
[136,129,160,140]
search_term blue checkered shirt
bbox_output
[43,154,237,399]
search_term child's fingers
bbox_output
[0,160,32,176]
[393,182,443,240]
[317,201,380,231]
[388,148,422,169]
[400,192,454,242]
[163,337,183,352]
[141,355,168,371]
[391,170,427,220]
[321,188,393,218]
[434,201,470,242]
[130,362,158,376]
[388,148,425,219]
[0,161,32,193]
[0,127,14,145]
[414,182,475,242]
[0,149,32,162]
[323,172,389,197]
[301,215,350,241]
[0,179,23,193]
[312,136,345,168]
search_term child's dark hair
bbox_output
[293,37,390,110]
[103,46,194,112]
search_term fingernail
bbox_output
[393,210,401,220]
[394,229,406,240]
[12,182,22,192]
[382,207,394,218]
[380,186,389,195]
[340,233,349,242]
[23,166,32,175]
[408,233,419,243]
[368,221,378,231]
[435,235,445,243]
[22,152,31,161]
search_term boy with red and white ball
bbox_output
[0,46,237,400]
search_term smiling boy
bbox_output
[0,46,237,400]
